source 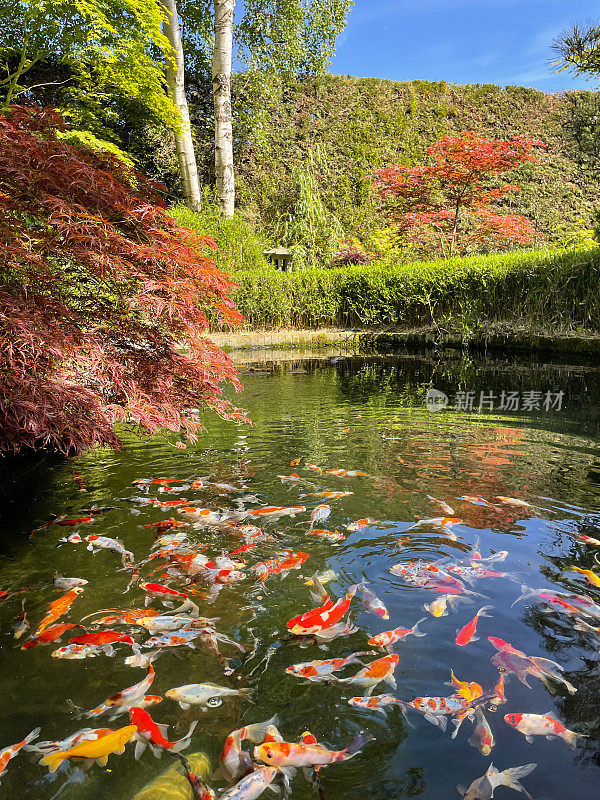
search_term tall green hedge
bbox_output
[228,246,600,331]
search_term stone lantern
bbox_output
[264,246,293,272]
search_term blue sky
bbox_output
[330,0,599,92]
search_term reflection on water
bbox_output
[2,353,600,800]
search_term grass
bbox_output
[226,246,600,331]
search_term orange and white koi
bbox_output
[246,505,306,519]
[368,618,426,647]
[22,622,79,649]
[305,463,322,474]
[346,518,378,531]
[290,458,301,466]
[218,715,279,783]
[426,495,455,515]
[278,473,304,482]
[286,652,372,681]
[177,507,224,525]
[348,694,409,717]
[34,587,85,636]
[504,712,585,747]
[145,518,189,532]
[458,496,492,507]
[253,731,373,768]
[307,528,345,542]
[307,491,353,499]
[572,532,600,546]
[407,517,462,537]
[496,496,531,508]
[326,469,368,477]
[0,727,40,781]
[406,695,469,731]
[52,643,106,659]
[455,606,493,646]
[336,653,400,695]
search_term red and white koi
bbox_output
[68,631,139,656]
[218,715,279,783]
[426,496,456,515]
[287,584,357,636]
[504,712,585,747]
[335,653,400,695]
[75,666,155,718]
[254,731,373,768]
[346,518,378,531]
[359,583,389,620]
[245,506,306,519]
[307,528,345,542]
[85,535,133,564]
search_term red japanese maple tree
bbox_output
[0,106,246,456]
[371,131,546,257]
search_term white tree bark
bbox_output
[162,0,202,212]
[212,0,235,217]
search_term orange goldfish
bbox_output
[34,587,85,636]
[455,606,493,646]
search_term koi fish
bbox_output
[219,766,279,800]
[504,712,585,747]
[68,631,139,656]
[447,671,483,703]
[59,533,82,544]
[468,707,495,756]
[348,694,409,716]
[254,731,374,768]
[144,518,189,531]
[72,472,86,491]
[279,473,304,482]
[326,469,368,477]
[286,652,372,681]
[426,495,456,515]
[26,727,114,756]
[138,615,218,633]
[488,637,577,694]
[40,725,138,773]
[177,507,224,525]
[368,618,426,647]
[305,463,322,474]
[245,506,306,519]
[12,599,28,640]
[52,644,104,659]
[218,715,279,783]
[571,566,600,587]
[406,695,469,731]
[53,573,89,591]
[56,517,94,526]
[140,582,189,606]
[346,518,378,531]
[490,672,506,708]
[287,584,357,636]
[22,622,79,649]
[165,683,253,711]
[81,608,161,626]
[407,517,462,532]
[307,528,345,542]
[458,496,492,507]
[457,762,536,800]
[75,666,155,718]
[290,458,301,466]
[129,707,197,758]
[572,533,600,546]
[455,607,493,646]
[143,629,211,650]
[85,535,133,564]
[307,491,353,499]
[359,583,389,620]
[511,585,583,615]
[304,570,339,586]
[496,496,531,508]
[335,653,399,696]
[308,504,331,531]
[0,727,40,781]
[423,595,472,617]
[34,587,85,636]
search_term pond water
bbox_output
[2,352,600,800]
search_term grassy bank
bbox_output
[227,246,600,332]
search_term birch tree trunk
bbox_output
[212,0,235,217]
[162,0,202,212]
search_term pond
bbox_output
[2,351,600,800]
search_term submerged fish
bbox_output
[457,762,536,800]
[504,713,585,747]
[85,535,133,564]
[359,582,389,620]
[34,588,85,636]
[488,637,576,694]
[12,599,29,640]
[219,766,279,800]
[571,566,600,588]
[286,652,372,681]
[287,583,357,636]
[304,570,339,586]
[335,654,399,696]
[468,707,495,756]
[165,683,252,711]
[424,595,472,617]
[53,574,89,591]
